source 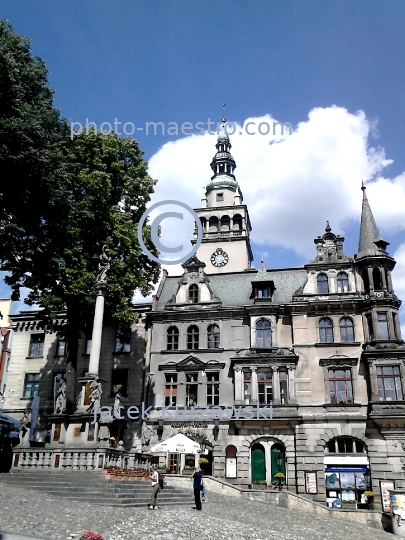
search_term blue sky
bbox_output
[1,1,405,322]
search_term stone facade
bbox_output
[144,129,405,510]
[3,128,405,512]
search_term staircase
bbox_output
[0,470,192,507]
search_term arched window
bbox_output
[207,324,220,349]
[337,272,349,293]
[220,215,230,231]
[373,267,382,290]
[189,284,199,303]
[317,273,329,294]
[200,217,207,231]
[187,325,199,349]
[167,326,179,350]
[232,214,242,231]
[209,217,219,232]
[340,317,354,342]
[362,269,370,292]
[256,319,272,348]
[327,437,365,454]
[319,317,333,343]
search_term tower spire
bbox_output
[357,183,389,259]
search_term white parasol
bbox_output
[150,433,201,454]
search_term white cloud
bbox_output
[148,106,403,262]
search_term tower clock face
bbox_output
[211,248,229,267]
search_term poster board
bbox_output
[226,457,237,478]
[380,481,395,512]
[305,471,318,494]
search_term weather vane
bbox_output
[221,102,226,125]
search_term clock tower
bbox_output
[192,120,253,274]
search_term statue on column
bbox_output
[96,245,110,285]
[19,408,32,446]
[86,378,102,413]
[54,379,67,414]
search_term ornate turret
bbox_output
[354,183,402,346]
[206,116,240,197]
[357,183,390,259]
[192,111,253,274]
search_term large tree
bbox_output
[0,21,160,412]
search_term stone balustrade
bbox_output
[11,447,130,471]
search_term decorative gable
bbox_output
[165,255,221,308]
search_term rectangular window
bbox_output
[328,369,353,404]
[85,336,92,355]
[52,372,66,398]
[216,193,224,202]
[207,372,219,406]
[111,368,129,396]
[256,287,269,298]
[23,373,40,398]
[186,373,198,406]
[56,338,68,356]
[258,370,273,404]
[165,373,178,406]
[115,328,131,353]
[377,365,403,401]
[377,312,389,340]
[29,334,44,357]
[279,371,288,404]
[244,371,251,402]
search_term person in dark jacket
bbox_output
[192,467,203,510]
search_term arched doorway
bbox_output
[271,443,286,484]
[251,443,266,482]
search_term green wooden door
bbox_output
[271,446,286,483]
[251,446,266,482]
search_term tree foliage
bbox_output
[0,21,161,409]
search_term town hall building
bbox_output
[2,126,405,510]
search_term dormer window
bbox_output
[189,284,199,303]
[317,273,329,294]
[256,286,270,298]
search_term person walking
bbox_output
[192,467,203,510]
[149,466,160,510]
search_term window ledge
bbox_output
[20,397,35,400]
[314,342,361,347]
[26,356,44,359]
[323,403,362,408]
[162,348,224,354]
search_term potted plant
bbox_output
[252,480,267,490]
[182,465,194,475]
[364,490,375,509]
[198,457,209,473]
[81,532,103,540]
[156,465,168,473]
[274,472,285,490]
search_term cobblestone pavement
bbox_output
[0,482,392,540]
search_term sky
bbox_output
[0,0,404,331]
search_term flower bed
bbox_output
[102,467,151,480]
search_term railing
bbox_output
[11,447,130,471]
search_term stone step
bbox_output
[0,472,191,507]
